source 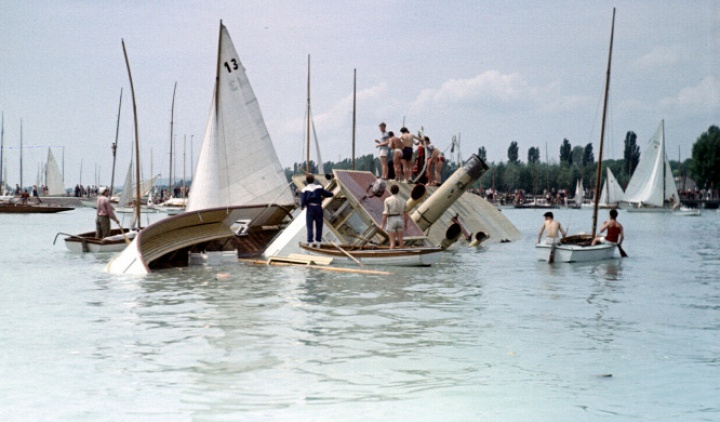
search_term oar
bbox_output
[115,220,130,245]
[617,243,628,258]
[331,241,366,267]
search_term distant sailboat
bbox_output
[45,148,66,196]
[597,167,624,209]
[623,120,679,212]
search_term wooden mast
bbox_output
[592,8,616,238]
[169,81,177,197]
[352,68,357,170]
[121,39,142,227]
[110,88,122,196]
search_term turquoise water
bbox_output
[1,207,718,421]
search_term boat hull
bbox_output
[536,242,616,263]
[106,204,292,275]
[63,229,137,253]
[0,204,73,213]
[299,243,443,266]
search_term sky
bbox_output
[1,0,718,188]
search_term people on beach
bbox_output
[381,184,410,249]
[537,211,566,245]
[96,186,120,238]
[592,209,624,246]
[300,174,334,246]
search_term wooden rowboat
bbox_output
[56,228,136,253]
[299,242,443,267]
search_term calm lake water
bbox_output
[1,207,718,421]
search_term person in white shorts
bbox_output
[381,184,409,248]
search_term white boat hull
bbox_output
[536,242,616,263]
[300,244,443,267]
[62,230,138,253]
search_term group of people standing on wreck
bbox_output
[374,122,444,186]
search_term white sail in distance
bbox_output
[624,120,679,207]
[45,148,65,196]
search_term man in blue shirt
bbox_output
[300,174,334,246]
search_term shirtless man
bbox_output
[399,127,422,182]
[537,211,566,244]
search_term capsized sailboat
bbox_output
[536,8,619,263]
[623,120,679,212]
[107,21,295,275]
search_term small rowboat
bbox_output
[56,228,137,253]
[299,242,443,267]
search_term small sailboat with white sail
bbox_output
[623,120,679,212]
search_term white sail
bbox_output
[187,23,293,212]
[599,167,624,206]
[45,148,65,196]
[574,179,583,204]
[624,120,679,207]
[118,161,133,207]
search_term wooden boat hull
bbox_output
[62,228,137,253]
[0,204,73,213]
[536,240,616,263]
[106,204,293,275]
[299,242,443,266]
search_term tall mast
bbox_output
[0,113,4,193]
[352,68,357,170]
[183,134,187,199]
[306,54,311,174]
[110,88,123,195]
[122,39,142,227]
[661,119,666,203]
[19,119,23,189]
[592,8,616,237]
[169,81,177,197]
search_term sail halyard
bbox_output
[592,7,615,238]
[186,22,293,212]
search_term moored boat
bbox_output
[57,228,135,253]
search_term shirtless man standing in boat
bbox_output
[537,211,566,245]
